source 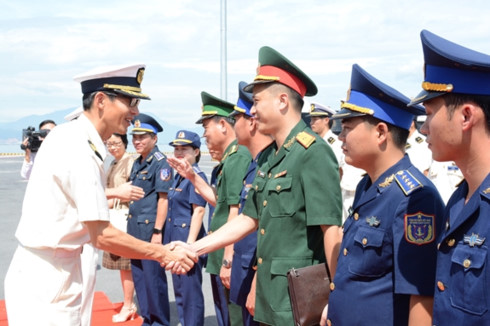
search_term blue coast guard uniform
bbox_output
[163,130,207,326]
[327,64,445,326]
[228,82,262,326]
[127,114,173,326]
[409,30,490,325]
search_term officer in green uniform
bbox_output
[188,46,343,325]
[170,92,251,326]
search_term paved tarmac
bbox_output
[0,154,219,326]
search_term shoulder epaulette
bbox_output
[296,131,316,149]
[222,144,238,161]
[87,140,103,162]
[415,136,424,144]
[154,151,165,161]
[394,170,423,196]
[327,137,335,144]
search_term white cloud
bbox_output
[1,0,490,126]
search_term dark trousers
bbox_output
[131,258,170,326]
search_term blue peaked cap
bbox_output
[332,64,425,130]
[229,81,254,118]
[409,30,490,106]
[169,130,201,148]
[131,113,163,134]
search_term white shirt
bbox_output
[20,151,36,180]
[15,114,109,249]
[323,129,343,165]
[406,130,432,173]
[428,160,464,204]
[339,154,365,192]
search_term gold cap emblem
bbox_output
[134,120,141,128]
[136,68,145,85]
[178,131,185,139]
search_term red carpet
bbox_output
[0,292,142,326]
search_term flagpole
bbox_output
[220,0,227,100]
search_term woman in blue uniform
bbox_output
[164,130,208,326]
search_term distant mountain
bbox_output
[0,107,203,151]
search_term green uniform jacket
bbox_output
[206,139,252,275]
[242,120,342,325]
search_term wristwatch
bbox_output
[152,228,162,235]
[222,259,232,268]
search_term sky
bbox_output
[1,0,490,127]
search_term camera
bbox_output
[20,126,50,152]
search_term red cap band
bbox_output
[255,65,306,97]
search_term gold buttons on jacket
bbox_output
[128,214,132,219]
[263,200,268,207]
[260,228,265,235]
[168,218,171,222]
[353,213,359,221]
[330,282,335,291]
[258,257,263,264]
[447,239,455,247]
[463,259,471,269]
[362,238,368,245]
[255,185,259,190]
[276,185,281,191]
[437,281,445,291]
[145,219,149,224]
[268,172,272,178]
[343,248,348,256]
[182,223,186,228]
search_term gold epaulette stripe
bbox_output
[202,111,218,115]
[341,102,375,115]
[172,139,192,144]
[254,75,280,81]
[422,81,453,92]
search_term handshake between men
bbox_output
[160,239,199,274]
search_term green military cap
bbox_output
[244,46,318,97]
[196,91,236,124]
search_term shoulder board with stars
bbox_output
[154,151,165,161]
[394,170,423,196]
[296,131,316,149]
[415,136,424,144]
[222,144,238,161]
[327,137,336,144]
